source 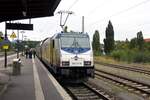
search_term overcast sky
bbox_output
[0,0,150,43]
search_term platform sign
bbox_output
[0,39,11,49]
[2,45,9,49]
[10,32,17,39]
[6,23,33,30]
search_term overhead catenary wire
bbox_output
[86,0,110,17]
[67,0,79,11]
[122,22,150,33]
[87,0,150,27]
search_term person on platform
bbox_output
[33,50,36,58]
[29,50,32,59]
[25,50,29,58]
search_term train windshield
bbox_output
[60,36,90,48]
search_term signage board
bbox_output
[2,45,9,49]
[6,23,33,30]
[10,32,17,38]
[0,38,11,48]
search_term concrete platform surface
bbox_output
[0,56,71,100]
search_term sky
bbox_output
[0,0,150,43]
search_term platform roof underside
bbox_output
[0,0,61,22]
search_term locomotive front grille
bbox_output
[84,61,91,66]
[62,61,69,66]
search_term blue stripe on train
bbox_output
[61,47,90,54]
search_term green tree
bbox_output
[125,38,129,43]
[129,37,137,49]
[0,31,3,36]
[144,42,150,51]
[104,20,115,54]
[137,31,144,51]
[115,40,129,50]
[92,30,100,55]
[0,31,4,42]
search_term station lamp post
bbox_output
[21,31,25,41]
[20,31,25,55]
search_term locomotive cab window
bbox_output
[60,35,90,48]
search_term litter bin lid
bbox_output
[13,58,19,62]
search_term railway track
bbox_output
[95,69,150,98]
[63,82,114,100]
[95,62,150,75]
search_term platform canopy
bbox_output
[0,0,61,22]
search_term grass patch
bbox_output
[94,55,150,67]
[94,56,124,64]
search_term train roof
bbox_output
[40,37,49,45]
[52,32,89,39]
[40,32,90,43]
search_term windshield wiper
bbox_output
[70,37,82,48]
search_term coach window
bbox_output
[53,40,55,48]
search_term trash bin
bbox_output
[13,58,21,75]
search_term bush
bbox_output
[133,51,150,63]
[94,50,102,56]
[110,49,150,63]
[111,50,127,61]
[111,50,121,60]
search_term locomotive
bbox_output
[36,32,94,81]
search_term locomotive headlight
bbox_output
[62,61,69,66]
[84,61,91,66]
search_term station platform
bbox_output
[0,55,72,100]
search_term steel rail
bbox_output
[63,83,113,100]
[95,61,150,75]
[95,70,150,97]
